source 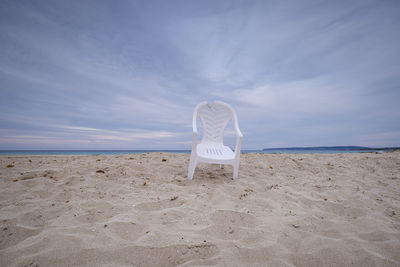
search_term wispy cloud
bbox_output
[0,0,399,149]
[60,125,177,140]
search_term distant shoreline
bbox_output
[262,146,400,151]
[1,147,399,155]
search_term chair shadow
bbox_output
[191,163,236,183]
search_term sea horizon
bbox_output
[1,146,398,155]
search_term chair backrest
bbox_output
[196,101,235,144]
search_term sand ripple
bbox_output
[1,152,400,266]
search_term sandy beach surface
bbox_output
[0,152,399,266]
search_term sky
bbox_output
[0,0,399,150]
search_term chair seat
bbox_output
[197,143,235,161]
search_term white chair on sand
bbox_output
[188,101,243,180]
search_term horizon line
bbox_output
[1,146,400,152]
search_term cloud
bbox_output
[60,125,176,140]
[0,0,399,149]
[0,125,181,150]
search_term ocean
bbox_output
[0,147,395,155]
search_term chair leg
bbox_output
[188,154,197,179]
[233,163,239,179]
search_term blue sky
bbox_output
[0,0,399,150]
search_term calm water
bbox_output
[0,148,389,155]
[0,150,190,155]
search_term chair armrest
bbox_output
[234,134,242,157]
[232,113,242,156]
[192,131,198,152]
[192,118,198,135]
[232,111,242,138]
[235,125,243,138]
[192,108,198,153]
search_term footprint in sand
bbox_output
[85,243,219,266]
[323,202,366,218]
[75,201,119,223]
[232,247,283,266]
[211,210,257,228]
[134,199,184,211]
[108,222,147,241]
[136,209,185,225]
[199,224,244,240]
[357,231,393,242]
[0,225,41,250]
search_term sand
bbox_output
[0,151,399,266]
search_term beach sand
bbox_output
[0,152,399,266]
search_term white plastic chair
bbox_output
[188,101,243,180]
